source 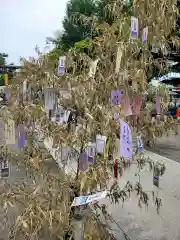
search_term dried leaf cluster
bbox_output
[0,0,179,239]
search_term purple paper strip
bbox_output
[111,90,123,106]
[131,16,138,39]
[88,156,94,164]
[18,124,26,148]
[58,66,65,76]
[120,120,132,161]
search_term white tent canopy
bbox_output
[153,72,180,82]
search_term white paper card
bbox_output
[96,135,107,154]
[44,88,56,110]
[142,27,148,44]
[71,191,107,206]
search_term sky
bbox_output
[0,0,68,64]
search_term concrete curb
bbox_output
[144,148,180,166]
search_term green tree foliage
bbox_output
[0,55,6,66]
[61,0,98,50]
[48,0,133,57]
[49,0,179,80]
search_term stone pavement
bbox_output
[97,149,180,240]
[147,128,180,163]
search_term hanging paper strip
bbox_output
[123,95,132,116]
[132,95,141,115]
[0,120,4,143]
[111,90,123,106]
[23,79,27,101]
[86,142,96,164]
[4,119,16,145]
[156,91,161,115]
[4,87,8,101]
[88,59,99,78]
[1,159,9,178]
[119,71,128,84]
[60,146,68,167]
[131,16,139,39]
[152,36,159,53]
[79,152,89,172]
[58,56,66,76]
[142,27,148,44]
[104,137,110,159]
[44,88,56,110]
[96,135,107,154]
[137,136,143,153]
[115,45,123,74]
[18,124,26,148]
[120,119,132,161]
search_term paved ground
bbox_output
[98,149,180,240]
[147,129,180,163]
